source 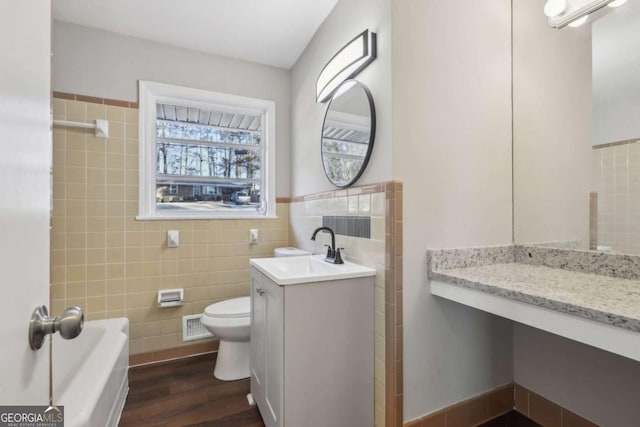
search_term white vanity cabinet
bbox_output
[249,266,374,427]
[250,267,283,426]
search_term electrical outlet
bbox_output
[249,229,259,244]
[167,230,179,247]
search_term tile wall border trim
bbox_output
[514,383,597,427]
[593,138,640,150]
[53,91,139,108]
[404,383,513,427]
[404,382,596,427]
[289,182,391,202]
[384,181,404,427]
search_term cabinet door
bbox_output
[250,271,266,408]
[250,270,283,427]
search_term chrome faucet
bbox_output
[311,226,344,264]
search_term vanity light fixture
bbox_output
[545,0,627,29]
[568,14,590,26]
[316,30,376,103]
[544,0,568,17]
[331,79,358,100]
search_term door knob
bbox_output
[29,305,84,350]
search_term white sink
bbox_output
[250,255,376,285]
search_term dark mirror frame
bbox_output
[321,79,376,188]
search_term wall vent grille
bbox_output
[182,314,213,342]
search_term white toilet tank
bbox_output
[274,247,311,257]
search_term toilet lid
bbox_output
[204,297,250,318]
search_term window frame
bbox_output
[137,80,276,220]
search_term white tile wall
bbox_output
[290,191,387,426]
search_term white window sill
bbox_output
[136,215,279,221]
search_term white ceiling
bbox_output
[52,0,338,69]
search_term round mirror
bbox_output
[321,80,376,187]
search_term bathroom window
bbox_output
[138,81,276,219]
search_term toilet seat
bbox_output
[204,297,250,319]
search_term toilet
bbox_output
[201,296,251,381]
[201,246,311,381]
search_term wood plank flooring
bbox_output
[120,355,543,427]
[120,353,264,427]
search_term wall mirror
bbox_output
[513,0,640,255]
[321,79,376,187]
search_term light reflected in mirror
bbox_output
[513,0,640,255]
[321,80,375,187]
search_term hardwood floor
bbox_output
[120,353,264,427]
[121,355,543,427]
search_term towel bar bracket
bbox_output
[52,119,109,138]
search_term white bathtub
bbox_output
[52,318,129,427]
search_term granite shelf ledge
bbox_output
[427,245,640,362]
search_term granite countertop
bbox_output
[428,245,640,333]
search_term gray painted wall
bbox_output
[289,0,393,197]
[592,0,640,145]
[53,21,291,197]
[392,0,514,421]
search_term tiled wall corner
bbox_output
[289,181,403,427]
[591,139,640,255]
[385,181,403,427]
[51,94,289,357]
[514,384,597,427]
[404,383,597,427]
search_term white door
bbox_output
[0,0,52,404]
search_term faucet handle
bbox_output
[324,244,334,258]
[334,248,345,264]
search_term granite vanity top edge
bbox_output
[515,245,640,281]
[427,244,640,281]
[429,269,640,333]
[426,245,514,272]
